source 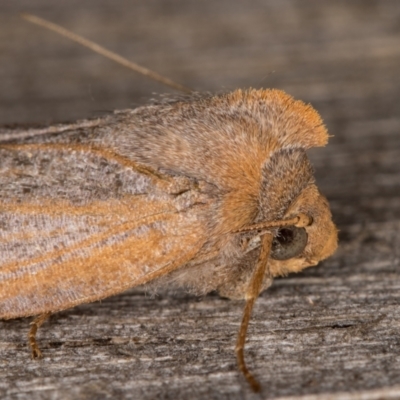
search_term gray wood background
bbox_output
[1,1,400,399]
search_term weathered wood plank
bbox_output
[1,1,400,399]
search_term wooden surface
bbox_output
[1,1,400,399]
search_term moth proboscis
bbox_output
[0,15,338,393]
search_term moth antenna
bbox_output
[236,234,273,393]
[21,14,192,94]
[28,312,51,359]
[234,213,312,234]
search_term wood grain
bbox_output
[1,1,400,399]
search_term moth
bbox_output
[0,16,337,393]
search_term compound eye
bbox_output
[271,226,308,260]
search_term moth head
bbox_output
[267,184,337,277]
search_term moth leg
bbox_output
[234,213,312,233]
[235,234,273,393]
[28,312,51,359]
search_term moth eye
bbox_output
[271,226,308,260]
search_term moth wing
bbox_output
[0,196,208,319]
[0,144,210,319]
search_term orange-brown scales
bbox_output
[0,89,337,318]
